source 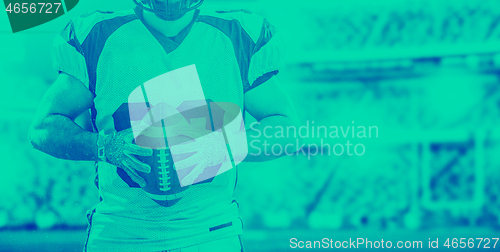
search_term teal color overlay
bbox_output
[0,0,499,251]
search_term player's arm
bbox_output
[243,76,301,162]
[29,73,99,161]
[29,73,152,185]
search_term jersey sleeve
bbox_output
[52,19,90,87]
[247,18,285,91]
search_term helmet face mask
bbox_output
[134,0,204,21]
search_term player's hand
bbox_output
[104,128,153,187]
[170,128,228,186]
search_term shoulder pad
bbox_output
[200,9,265,42]
[71,9,135,42]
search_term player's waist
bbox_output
[92,198,240,230]
[92,211,241,232]
[86,231,243,252]
[86,208,242,251]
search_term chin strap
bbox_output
[133,0,204,21]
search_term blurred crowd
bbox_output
[280,0,500,51]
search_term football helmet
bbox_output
[133,0,204,21]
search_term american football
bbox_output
[112,102,200,207]
[134,102,206,207]
[112,100,241,207]
[135,113,194,207]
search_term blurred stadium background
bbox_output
[1,0,499,251]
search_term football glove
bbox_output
[101,128,153,187]
[170,128,228,186]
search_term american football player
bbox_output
[29,0,300,251]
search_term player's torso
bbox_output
[85,9,244,247]
[94,11,244,134]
